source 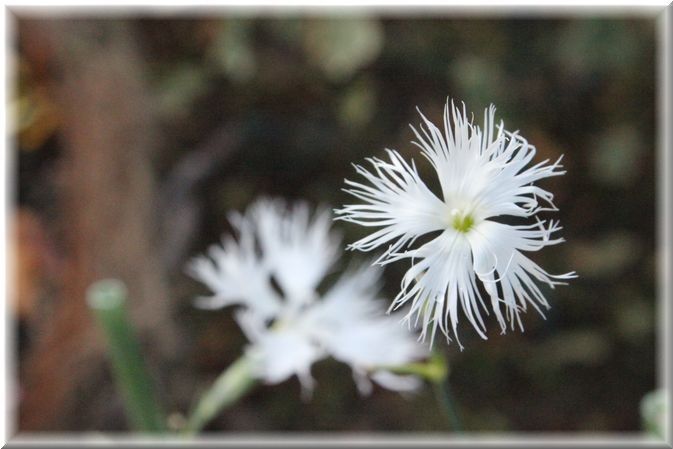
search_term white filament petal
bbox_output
[336,149,448,259]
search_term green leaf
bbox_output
[87,279,167,433]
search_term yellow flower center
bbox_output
[450,209,474,233]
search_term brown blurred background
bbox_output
[10,11,658,433]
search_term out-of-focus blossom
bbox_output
[640,389,668,440]
[337,100,576,348]
[188,199,427,395]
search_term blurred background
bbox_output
[11,12,658,433]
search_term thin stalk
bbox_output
[434,376,463,432]
[384,349,463,431]
[183,355,257,435]
[424,348,463,432]
[87,279,167,432]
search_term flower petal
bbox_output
[410,101,566,222]
[336,148,447,261]
[185,225,281,319]
[466,219,577,333]
[371,371,423,393]
[389,229,489,349]
[242,321,325,390]
[250,199,340,303]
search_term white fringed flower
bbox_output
[336,100,576,348]
[187,198,427,395]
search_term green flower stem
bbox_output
[430,349,463,432]
[86,279,167,433]
[384,350,463,431]
[434,375,463,432]
[183,355,258,435]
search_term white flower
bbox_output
[336,100,577,348]
[187,198,428,395]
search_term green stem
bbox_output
[382,349,463,431]
[421,348,463,432]
[434,376,463,432]
[183,355,258,435]
[87,279,167,433]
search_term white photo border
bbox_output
[2,2,671,447]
